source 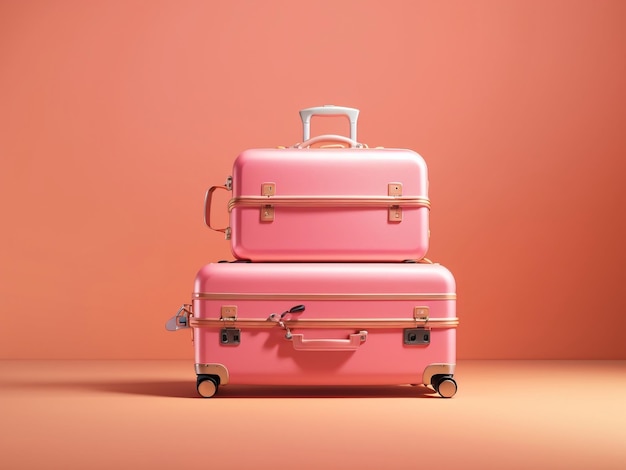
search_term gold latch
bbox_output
[389,206,402,222]
[261,183,276,196]
[220,305,240,345]
[404,307,430,346]
[261,183,275,221]
[261,205,275,221]
[221,305,238,328]
[221,305,237,319]
[388,183,402,196]
[414,306,430,323]
[388,183,402,222]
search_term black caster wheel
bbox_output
[432,374,457,398]
[197,375,219,398]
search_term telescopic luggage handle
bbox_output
[299,105,359,141]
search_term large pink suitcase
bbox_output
[166,261,458,398]
[205,105,431,262]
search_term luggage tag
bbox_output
[267,304,306,339]
[165,304,192,331]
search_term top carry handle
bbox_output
[299,105,359,142]
[295,134,364,149]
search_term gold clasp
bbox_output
[414,306,429,323]
[261,183,276,221]
[388,183,403,222]
[220,305,238,328]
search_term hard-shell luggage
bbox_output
[205,105,431,262]
[166,261,458,398]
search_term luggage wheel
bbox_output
[431,374,457,398]
[197,374,220,398]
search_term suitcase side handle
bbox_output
[204,185,230,236]
[290,331,368,351]
[295,134,364,149]
[299,105,359,141]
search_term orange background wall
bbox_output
[1,0,624,360]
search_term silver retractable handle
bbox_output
[299,105,359,142]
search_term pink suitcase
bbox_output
[205,105,431,262]
[166,261,458,398]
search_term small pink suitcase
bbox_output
[205,105,431,262]
[166,261,458,398]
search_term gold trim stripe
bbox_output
[189,317,459,329]
[193,293,456,301]
[228,195,431,212]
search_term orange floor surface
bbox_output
[1,360,625,469]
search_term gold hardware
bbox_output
[388,183,403,222]
[220,305,237,323]
[194,292,455,301]
[195,363,230,385]
[414,306,430,322]
[220,305,238,327]
[422,363,455,386]
[389,206,402,222]
[189,317,459,330]
[228,195,430,211]
[220,305,237,319]
[261,205,275,221]
[261,183,276,196]
[388,183,403,196]
[260,183,276,221]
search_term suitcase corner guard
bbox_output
[195,363,229,386]
[422,363,455,386]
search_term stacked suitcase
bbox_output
[166,105,459,398]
